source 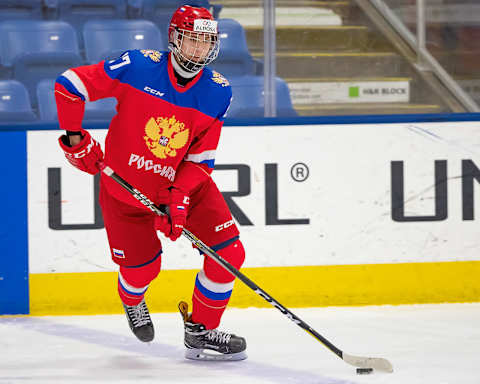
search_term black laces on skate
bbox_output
[126,300,152,328]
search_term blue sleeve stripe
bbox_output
[200,159,215,169]
[56,75,85,101]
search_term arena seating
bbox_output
[0,20,80,67]
[36,79,58,121]
[228,75,297,118]
[132,0,221,35]
[0,0,296,121]
[0,20,83,107]
[83,19,165,64]
[0,80,36,122]
[210,18,256,76]
[215,0,459,115]
[52,0,127,47]
[0,0,43,21]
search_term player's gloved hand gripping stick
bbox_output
[100,162,393,373]
[58,131,104,175]
[154,188,189,241]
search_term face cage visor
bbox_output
[170,28,219,73]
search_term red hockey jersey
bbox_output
[55,50,232,207]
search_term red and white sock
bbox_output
[192,269,234,329]
[192,238,245,329]
[117,254,161,306]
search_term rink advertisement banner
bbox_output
[288,80,410,104]
[22,121,480,314]
[27,122,480,274]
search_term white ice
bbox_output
[1,303,479,384]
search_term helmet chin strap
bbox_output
[170,52,201,79]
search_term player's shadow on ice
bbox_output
[1,317,357,384]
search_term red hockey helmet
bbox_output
[168,5,219,74]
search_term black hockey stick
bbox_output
[101,164,393,373]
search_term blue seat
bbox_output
[209,19,256,76]
[37,78,117,122]
[131,0,219,40]
[0,20,83,107]
[0,80,36,122]
[83,19,164,64]
[227,75,297,118]
[0,0,43,21]
[55,0,128,46]
[0,20,81,67]
[132,0,217,18]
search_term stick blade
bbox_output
[343,353,394,373]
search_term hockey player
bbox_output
[55,5,246,361]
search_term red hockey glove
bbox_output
[155,188,189,241]
[58,131,104,175]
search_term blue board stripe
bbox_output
[0,130,29,314]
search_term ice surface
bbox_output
[1,303,479,384]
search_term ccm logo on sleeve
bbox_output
[215,219,235,232]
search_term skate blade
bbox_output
[185,348,247,361]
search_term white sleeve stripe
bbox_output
[61,69,90,102]
[119,271,149,294]
[185,150,216,163]
[198,270,234,293]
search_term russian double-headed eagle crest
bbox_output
[211,71,229,87]
[144,116,189,159]
[140,49,162,62]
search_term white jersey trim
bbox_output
[185,150,216,164]
[62,69,90,102]
[198,270,234,293]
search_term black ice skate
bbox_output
[123,298,154,342]
[178,301,247,361]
